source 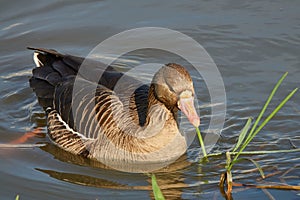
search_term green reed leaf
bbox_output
[232,117,252,152]
[251,88,298,139]
[230,73,297,169]
[247,72,288,141]
[151,174,165,200]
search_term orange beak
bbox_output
[178,96,200,127]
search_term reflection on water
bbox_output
[40,143,192,173]
[1,0,300,199]
[38,143,192,200]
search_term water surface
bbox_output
[1,0,300,199]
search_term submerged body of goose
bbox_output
[29,47,200,171]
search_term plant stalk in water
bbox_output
[196,127,207,157]
[219,72,298,197]
[228,72,298,171]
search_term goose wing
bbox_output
[29,47,148,156]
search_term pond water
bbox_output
[1,0,300,199]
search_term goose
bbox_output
[28,47,200,171]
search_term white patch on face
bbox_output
[179,90,192,99]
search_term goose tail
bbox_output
[28,47,78,109]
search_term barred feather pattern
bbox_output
[47,76,178,160]
[47,109,90,157]
[84,84,184,162]
[29,47,188,163]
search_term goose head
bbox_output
[152,63,200,127]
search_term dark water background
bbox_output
[1,0,300,199]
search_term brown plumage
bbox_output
[28,47,199,170]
